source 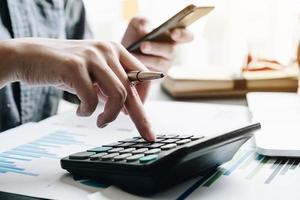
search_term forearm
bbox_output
[0,41,17,88]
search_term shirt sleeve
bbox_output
[64,0,93,39]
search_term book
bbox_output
[161,65,299,98]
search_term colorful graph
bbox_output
[177,149,300,200]
[0,131,88,177]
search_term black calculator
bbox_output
[61,122,260,195]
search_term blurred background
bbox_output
[83,0,300,72]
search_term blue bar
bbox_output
[20,144,45,151]
[5,151,41,158]
[6,150,57,159]
[44,136,82,144]
[0,168,38,176]
[0,154,31,161]
[36,138,75,145]
[0,159,14,164]
[54,131,86,137]
[223,151,253,175]
[48,133,74,139]
[0,164,24,171]
[13,147,54,156]
[14,146,48,153]
[29,142,61,148]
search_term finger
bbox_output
[140,41,175,59]
[90,59,127,128]
[170,28,194,43]
[133,53,170,73]
[69,65,98,116]
[111,44,155,141]
[130,17,152,36]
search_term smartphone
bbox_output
[126,4,214,52]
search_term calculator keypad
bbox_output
[69,134,204,164]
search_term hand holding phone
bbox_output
[126,4,214,52]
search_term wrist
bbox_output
[0,40,19,87]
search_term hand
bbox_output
[122,17,194,72]
[0,38,155,141]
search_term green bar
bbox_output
[246,156,269,180]
[203,169,225,187]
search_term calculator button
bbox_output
[117,143,134,147]
[158,134,178,139]
[108,148,124,153]
[114,153,132,161]
[144,148,161,155]
[132,148,148,154]
[87,146,112,153]
[161,143,177,150]
[190,136,205,141]
[155,134,165,138]
[134,138,148,143]
[103,142,123,147]
[147,143,165,149]
[126,154,144,162]
[176,139,192,145]
[131,143,150,148]
[101,153,119,161]
[69,152,95,160]
[90,153,108,160]
[119,138,138,143]
[119,148,136,154]
[139,155,158,163]
[174,135,193,139]
[161,139,180,143]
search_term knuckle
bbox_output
[82,46,98,58]
[114,85,127,103]
[94,41,113,53]
[63,56,86,75]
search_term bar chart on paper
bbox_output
[0,130,89,177]
[176,148,300,200]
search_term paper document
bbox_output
[1,101,299,199]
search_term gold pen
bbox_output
[127,71,165,82]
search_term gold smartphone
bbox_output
[126,4,214,52]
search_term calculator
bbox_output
[61,122,260,195]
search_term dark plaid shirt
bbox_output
[0,0,92,132]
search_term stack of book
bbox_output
[162,65,299,98]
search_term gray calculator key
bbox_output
[159,134,178,139]
[87,146,112,153]
[131,143,150,148]
[147,143,165,148]
[90,153,108,160]
[191,136,205,141]
[161,143,177,150]
[108,148,124,153]
[119,148,136,154]
[114,153,132,161]
[175,135,193,139]
[103,142,122,147]
[117,143,134,147]
[161,139,180,143]
[119,138,138,143]
[101,153,119,161]
[144,148,161,155]
[126,154,144,162]
[69,152,95,160]
[176,139,192,145]
[132,148,148,154]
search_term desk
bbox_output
[0,81,247,200]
